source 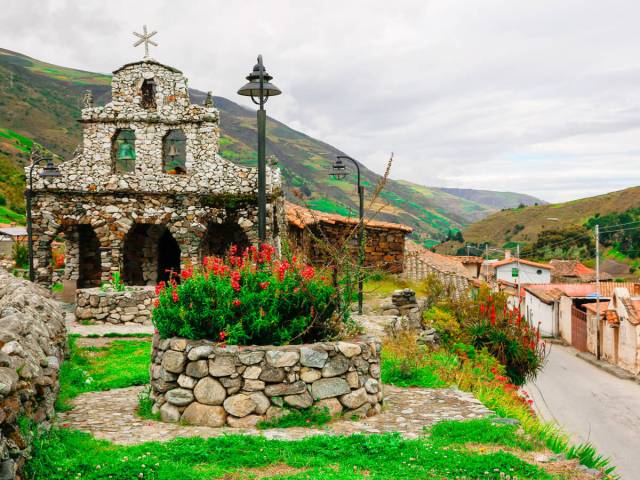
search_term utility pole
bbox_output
[484,243,489,281]
[595,224,601,360]
[516,243,521,307]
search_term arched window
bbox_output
[141,78,156,109]
[112,129,136,173]
[163,129,187,174]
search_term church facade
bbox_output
[29,58,283,289]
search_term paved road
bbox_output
[528,344,640,479]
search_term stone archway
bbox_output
[200,221,250,259]
[122,224,181,285]
[77,224,102,288]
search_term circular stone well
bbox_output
[150,335,383,428]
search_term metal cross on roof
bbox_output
[133,25,158,59]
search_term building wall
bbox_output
[496,263,550,284]
[288,224,406,273]
[523,292,555,337]
[558,296,573,344]
[586,311,599,355]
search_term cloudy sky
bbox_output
[2,0,639,202]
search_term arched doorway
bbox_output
[77,225,102,288]
[123,224,181,285]
[201,222,250,258]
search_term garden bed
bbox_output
[150,334,383,427]
[75,286,155,324]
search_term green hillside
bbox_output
[440,186,640,252]
[0,48,542,241]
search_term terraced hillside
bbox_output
[0,48,542,242]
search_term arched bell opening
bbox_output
[111,129,136,173]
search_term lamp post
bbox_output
[329,155,365,315]
[26,154,61,282]
[237,55,281,242]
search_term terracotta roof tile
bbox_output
[492,258,551,270]
[285,201,412,233]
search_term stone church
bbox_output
[29,57,283,291]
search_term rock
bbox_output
[364,378,379,394]
[0,367,19,395]
[165,388,194,406]
[160,402,181,423]
[238,351,264,365]
[299,347,328,368]
[316,398,343,416]
[259,366,286,383]
[208,356,236,376]
[181,403,226,427]
[177,374,197,389]
[284,392,313,409]
[243,379,265,391]
[311,378,350,400]
[322,354,349,377]
[249,392,271,415]
[220,376,242,394]
[337,342,361,358]
[193,377,226,405]
[185,360,208,378]
[227,414,263,428]
[170,338,188,351]
[346,371,360,389]
[348,403,372,419]
[223,394,257,417]
[243,366,262,379]
[300,367,321,383]
[265,350,299,367]
[369,363,380,378]
[162,351,186,373]
[340,387,368,409]
[265,406,284,421]
[187,345,215,361]
[264,381,307,397]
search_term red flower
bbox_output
[171,290,179,302]
[300,265,315,281]
[153,298,159,308]
[260,281,270,290]
[155,281,166,295]
[233,299,241,307]
[219,331,227,341]
[229,245,238,255]
[181,269,193,280]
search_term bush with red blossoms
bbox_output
[152,244,345,345]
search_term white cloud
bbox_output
[1,0,639,202]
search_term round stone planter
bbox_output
[150,334,383,428]
[75,286,155,324]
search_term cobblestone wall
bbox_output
[150,335,383,428]
[75,287,155,325]
[0,271,66,479]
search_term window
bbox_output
[163,129,187,174]
[112,129,136,173]
[141,78,156,109]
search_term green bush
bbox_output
[422,306,460,345]
[152,244,345,345]
[12,241,28,269]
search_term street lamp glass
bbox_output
[237,56,282,99]
[39,160,62,178]
[329,158,347,180]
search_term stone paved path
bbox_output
[65,316,154,337]
[58,384,493,444]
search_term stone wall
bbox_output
[75,287,155,324]
[150,335,383,428]
[0,270,66,479]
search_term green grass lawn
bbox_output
[56,337,151,411]
[36,336,615,479]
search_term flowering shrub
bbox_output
[152,244,344,345]
[464,291,546,386]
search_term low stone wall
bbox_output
[0,270,66,479]
[75,287,155,324]
[150,335,383,428]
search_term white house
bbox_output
[523,286,560,337]
[492,258,551,285]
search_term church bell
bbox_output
[117,140,136,160]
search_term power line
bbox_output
[599,219,640,231]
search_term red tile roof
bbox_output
[454,256,484,264]
[549,259,613,281]
[524,282,640,300]
[492,258,551,270]
[285,201,413,233]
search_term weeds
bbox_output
[257,406,332,429]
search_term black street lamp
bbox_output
[26,153,61,282]
[330,155,365,315]
[237,55,281,243]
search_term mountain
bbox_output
[450,186,640,248]
[0,48,543,243]
[435,187,544,210]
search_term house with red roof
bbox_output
[549,259,613,283]
[492,257,552,285]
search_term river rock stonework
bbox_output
[150,335,383,427]
[75,287,155,324]
[27,57,284,291]
[0,270,66,479]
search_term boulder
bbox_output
[284,392,313,409]
[223,393,257,417]
[162,351,186,373]
[264,381,307,397]
[165,388,195,406]
[160,402,181,423]
[243,365,262,379]
[337,342,361,358]
[187,345,215,361]
[208,356,236,377]
[185,360,208,378]
[181,403,226,427]
[299,347,328,368]
[227,414,263,428]
[238,351,265,365]
[249,392,271,415]
[311,378,350,400]
[322,354,349,377]
[194,377,226,405]
[300,367,321,383]
[340,387,368,409]
[259,366,286,383]
[265,350,299,367]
